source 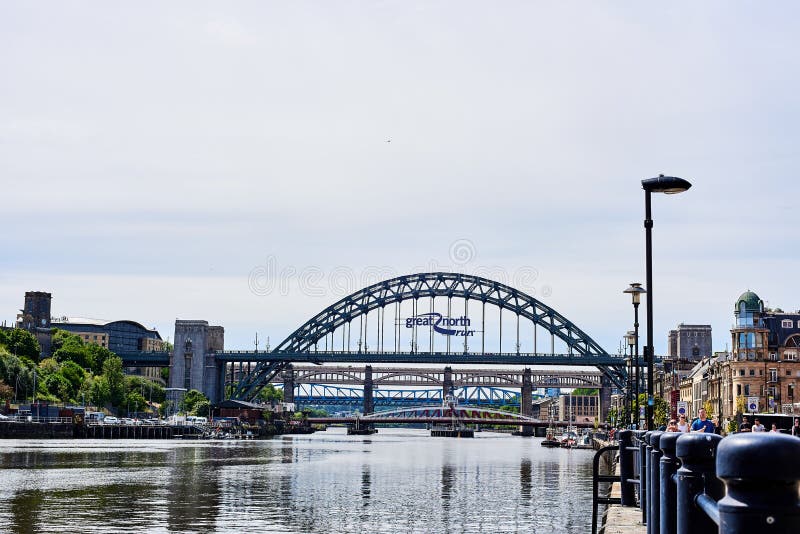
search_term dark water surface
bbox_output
[0,428,596,533]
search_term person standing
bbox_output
[792,418,800,437]
[690,408,715,433]
[739,416,752,432]
[677,414,690,433]
[752,418,765,432]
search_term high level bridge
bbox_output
[118,272,636,420]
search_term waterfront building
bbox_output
[678,290,800,423]
[556,394,600,423]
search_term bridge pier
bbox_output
[363,365,374,415]
[443,366,453,399]
[518,368,534,436]
[170,320,225,404]
[600,374,611,423]
[282,364,295,405]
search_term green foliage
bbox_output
[0,353,34,400]
[44,373,72,401]
[102,356,126,407]
[6,329,41,360]
[124,390,148,414]
[637,393,670,428]
[180,389,209,414]
[727,420,738,434]
[572,388,599,396]
[256,383,283,403]
[89,376,111,407]
[193,400,210,417]
[125,375,165,404]
[499,404,520,413]
[160,368,169,382]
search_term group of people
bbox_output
[664,408,716,433]
[662,409,800,436]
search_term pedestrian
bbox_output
[739,416,752,432]
[690,408,715,433]
[677,414,689,432]
[769,424,779,433]
[793,418,800,437]
[666,419,679,432]
[752,418,765,432]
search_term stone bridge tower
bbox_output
[170,320,225,404]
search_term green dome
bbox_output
[735,290,763,313]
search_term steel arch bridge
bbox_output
[290,384,525,408]
[230,272,624,401]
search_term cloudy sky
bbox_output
[2,2,799,355]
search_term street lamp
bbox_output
[641,174,692,429]
[624,283,645,427]
[625,330,636,427]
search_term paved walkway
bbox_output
[598,442,646,534]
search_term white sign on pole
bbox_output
[747,396,759,413]
[676,401,688,416]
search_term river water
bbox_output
[0,428,597,533]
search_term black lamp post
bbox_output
[641,175,692,429]
[625,330,636,427]
[624,283,645,428]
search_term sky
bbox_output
[2,2,799,356]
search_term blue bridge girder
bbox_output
[288,384,527,408]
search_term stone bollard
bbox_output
[676,433,723,534]
[659,432,681,534]
[619,429,636,506]
[648,431,664,534]
[642,431,652,526]
[716,433,800,533]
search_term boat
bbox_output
[541,428,561,447]
[560,424,578,449]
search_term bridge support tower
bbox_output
[170,320,225,404]
[599,375,611,423]
[443,366,453,398]
[363,365,374,415]
[282,364,295,405]
[518,368,534,436]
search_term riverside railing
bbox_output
[608,428,800,534]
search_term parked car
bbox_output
[120,418,135,425]
[103,416,120,424]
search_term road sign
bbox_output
[677,401,688,416]
[747,396,759,412]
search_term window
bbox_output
[692,347,700,357]
[737,384,742,396]
[787,370,792,376]
[744,384,750,395]
[782,319,794,328]
[739,369,745,376]
[785,351,797,361]
[770,352,778,361]
[750,369,755,376]
[769,368,778,382]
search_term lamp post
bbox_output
[624,284,645,428]
[625,330,636,427]
[641,175,692,429]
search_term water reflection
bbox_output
[0,431,597,533]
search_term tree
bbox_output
[102,356,126,407]
[256,383,283,404]
[572,388,599,396]
[180,389,209,414]
[59,361,86,400]
[638,393,670,428]
[89,376,111,407]
[7,329,40,360]
[124,390,147,415]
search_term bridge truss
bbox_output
[290,384,527,408]
[229,272,625,400]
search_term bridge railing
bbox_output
[609,429,800,534]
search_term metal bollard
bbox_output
[649,431,664,534]
[619,429,636,506]
[717,433,800,533]
[659,432,681,534]
[642,431,652,526]
[676,433,723,534]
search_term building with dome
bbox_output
[680,290,800,425]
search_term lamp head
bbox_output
[624,282,646,305]
[642,174,692,194]
[626,330,636,347]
